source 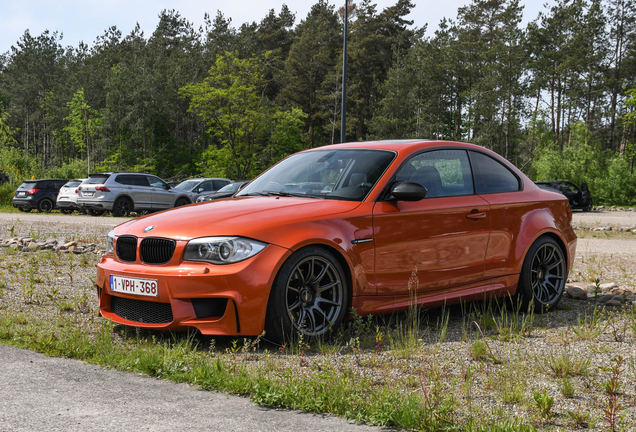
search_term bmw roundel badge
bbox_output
[143,225,155,233]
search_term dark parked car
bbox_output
[195,181,249,202]
[535,181,593,211]
[13,178,66,213]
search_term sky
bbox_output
[0,0,556,56]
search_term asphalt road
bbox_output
[0,345,383,432]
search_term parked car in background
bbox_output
[97,140,576,343]
[12,179,66,213]
[166,181,181,188]
[535,180,593,211]
[196,181,249,202]
[77,172,194,217]
[56,178,87,214]
[173,178,231,202]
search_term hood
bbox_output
[116,196,361,245]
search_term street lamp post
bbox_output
[340,0,348,144]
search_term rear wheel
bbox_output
[265,247,348,344]
[113,197,132,217]
[37,199,53,213]
[517,237,566,311]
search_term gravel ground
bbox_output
[0,210,635,431]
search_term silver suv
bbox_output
[77,173,193,217]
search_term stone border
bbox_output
[0,237,104,254]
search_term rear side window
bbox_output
[469,151,521,194]
[213,180,229,190]
[19,182,36,189]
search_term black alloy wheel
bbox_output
[518,237,566,311]
[37,199,53,213]
[113,198,132,217]
[175,198,189,207]
[266,247,348,343]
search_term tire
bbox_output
[265,247,349,344]
[517,236,566,311]
[18,208,31,213]
[87,209,105,216]
[175,198,189,207]
[112,197,133,217]
[60,209,74,215]
[37,199,54,213]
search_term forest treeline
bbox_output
[1,0,636,204]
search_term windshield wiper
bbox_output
[262,190,306,197]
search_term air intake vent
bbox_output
[140,238,176,264]
[110,296,173,324]
[116,236,137,262]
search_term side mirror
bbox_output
[391,181,428,202]
[164,184,171,190]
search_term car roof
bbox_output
[307,139,487,153]
[22,178,66,182]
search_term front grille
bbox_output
[116,236,137,262]
[110,296,173,324]
[140,238,176,264]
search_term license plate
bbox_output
[84,192,94,197]
[110,275,159,297]
[17,192,26,197]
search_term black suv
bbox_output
[535,180,593,211]
[13,179,66,213]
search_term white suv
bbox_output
[56,178,86,214]
[77,173,193,217]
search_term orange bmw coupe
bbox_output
[96,140,577,342]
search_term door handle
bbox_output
[466,211,487,220]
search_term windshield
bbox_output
[218,182,242,194]
[236,149,395,201]
[174,180,200,191]
[64,180,82,188]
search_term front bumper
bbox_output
[96,243,291,336]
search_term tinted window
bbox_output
[64,180,82,188]
[198,181,214,192]
[213,180,229,190]
[86,175,111,185]
[18,182,36,189]
[469,151,521,194]
[396,149,474,198]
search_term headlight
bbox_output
[107,230,115,254]
[183,237,267,264]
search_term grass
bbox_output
[1,240,636,430]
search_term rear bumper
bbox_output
[12,199,37,209]
[78,200,114,211]
[56,200,79,209]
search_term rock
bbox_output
[67,246,76,253]
[597,205,605,210]
[9,243,18,250]
[27,242,38,250]
[597,294,616,304]
[629,208,635,212]
[605,300,622,306]
[64,241,78,248]
[600,282,618,292]
[73,247,84,254]
[56,245,67,251]
[609,287,634,296]
[626,295,636,302]
[565,284,589,299]
[45,238,57,245]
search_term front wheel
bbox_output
[517,237,566,311]
[265,247,348,344]
[175,198,190,207]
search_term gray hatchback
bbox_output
[77,173,193,217]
